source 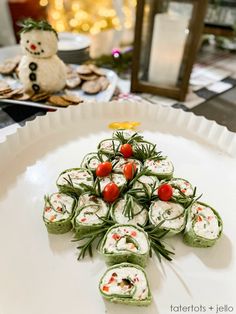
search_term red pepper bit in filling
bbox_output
[181,189,186,193]
[57,206,62,212]
[50,214,57,221]
[197,216,203,222]
[80,217,87,222]
[131,231,137,237]
[197,207,202,211]
[112,233,121,240]
[45,207,51,212]
[108,276,116,284]
[102,285,109,292]
[56,194,61,198]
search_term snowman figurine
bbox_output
[18,19,66,94]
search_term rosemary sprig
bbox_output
[133,142,165,162]
[79,178,102,197]
[129,167,153,186]
[18,18,58,38]
[113,130,144,144]
[122,194,135,220]
[73,222,113,260]
[144,222,174,261]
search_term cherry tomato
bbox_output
[96,161,112,177]
[157,183,173,201]
[103,182,120,203]
[120,143,133,158]
[123,162,137,180]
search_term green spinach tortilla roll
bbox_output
[99,263,152,306]
[149,200,186,235]
[101,224,150,267]
[97,138,121,155]
[80,152,109,171]
[72,194,109,236]
[183,201,223,248]
[112,129,141,142]
[56,168,94,195]
[112,157,142,174]
[166,177,195,207]
[111,197,148,227]
[43,192,77,234]
[132,174,159,198]
[144,158,174,179]
[98,173,127,193]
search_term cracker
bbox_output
[48,95,70,107]
[97,76,110,91]
[61,94,83,104]
[15,93,32,101]
[0,87,12,95]
[82,80,101,94]
[0,61,18,75]
[76,65,92,75]
[31,92,51,102]
[89,64,106,76]
[79,74,98,81]
[66,73,81,89]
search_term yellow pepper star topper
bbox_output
[108,121,140,130]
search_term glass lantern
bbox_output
[131,0,207,101]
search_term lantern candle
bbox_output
[148,13,189,86]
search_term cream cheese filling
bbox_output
[191,203,220,240]
[112,199,148,226]
[100,266,149,300]
[57,169,93,188]
[149,200,185,230]
[144,159,173,174]
[103,225,149,254]
[44,193,74,222]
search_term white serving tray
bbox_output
[0,101,235,314]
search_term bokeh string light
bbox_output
[42,0,136,34]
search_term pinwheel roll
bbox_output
[183,202,223,247]
[167,177,195,207]
[99,263,152,306]
[112,157,142,174]
[101,224,150,267]
[132,174,159,198]
[43,192,77,234]
[111,197,148,227]
[149,200,186,235]
[81,152,108,171]
[98,173,127,193]
[144,159,174,179]
[73,194,109,236]
[56,168,93,195]
[97,138,121,155]
[112,129,140,142]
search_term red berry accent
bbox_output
[96,161,112,177]
[158,184,173,201]
[103,182,120,203]
[120,143,133,158]
[123,162,137,180]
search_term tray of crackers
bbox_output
[0,52,118,109]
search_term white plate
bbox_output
[58,32,91,51]
[0,101,236,314]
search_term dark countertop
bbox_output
[191,86,236,132]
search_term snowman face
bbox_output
[20,29,58,58]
